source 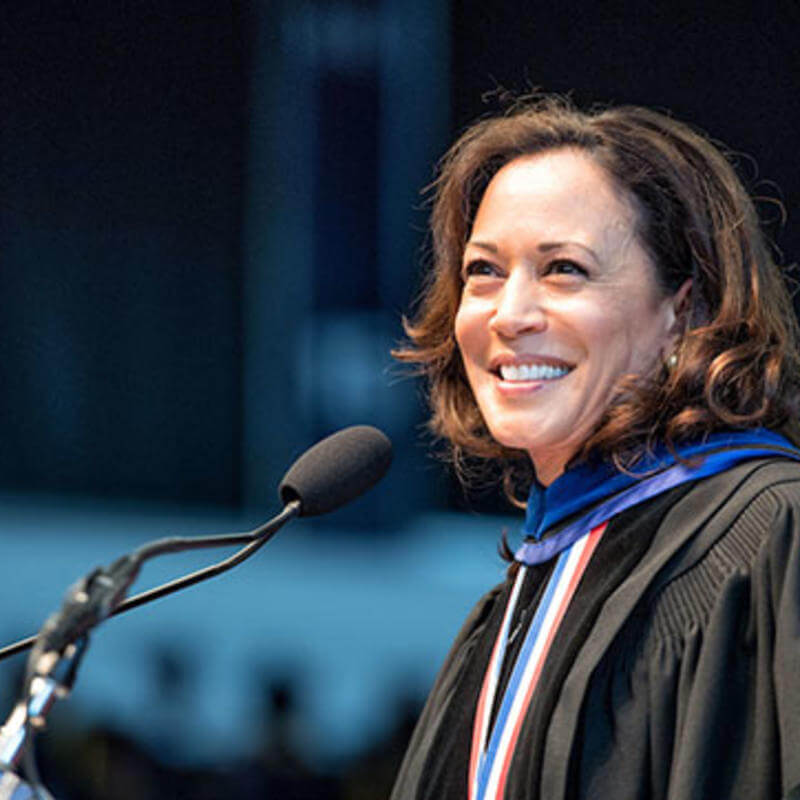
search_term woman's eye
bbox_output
[462,259,499,279]
[545,259,588,278]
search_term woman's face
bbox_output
[454,149,684,485]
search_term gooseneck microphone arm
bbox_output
[0,499,302,663]
[115,498,301,613]
[0,423,392,663]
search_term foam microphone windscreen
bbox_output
[278,425,393,517]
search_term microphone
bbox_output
[0,425,393,663]
[279,424,393,516]
[0,425,394,797]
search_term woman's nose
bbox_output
[489,273,547,338]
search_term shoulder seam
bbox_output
[642,475,792,648]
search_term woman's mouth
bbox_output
[497,363,572,382]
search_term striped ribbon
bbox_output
[469,523,607,800]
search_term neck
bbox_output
[530,450,573,487]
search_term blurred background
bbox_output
[0,1,798,797]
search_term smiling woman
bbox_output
[455,150,689,485]
[391,96,800,800]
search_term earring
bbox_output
[666,351,679,370]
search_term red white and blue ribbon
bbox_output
[468,523,607,800]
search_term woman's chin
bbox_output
[489,430,553,459]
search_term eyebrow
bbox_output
[466,240,499,254]
[466,239,600,261]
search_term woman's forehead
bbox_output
[467,151,641,257]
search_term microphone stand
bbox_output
[0,423,392,797]
[0,639,87,799]
[0,500,301,797]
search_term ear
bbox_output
[667,279,692,337]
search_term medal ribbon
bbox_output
[468,523,607,800]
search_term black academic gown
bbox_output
[391,458,800,800]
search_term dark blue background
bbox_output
[0,2,798,797]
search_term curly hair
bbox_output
[394,95,800,501]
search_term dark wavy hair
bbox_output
[394,95,800,501]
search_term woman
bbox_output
[391,97,800,800]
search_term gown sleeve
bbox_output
[390,584,504,800]
[770,487,800,796]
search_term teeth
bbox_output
[499,363,570,382]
